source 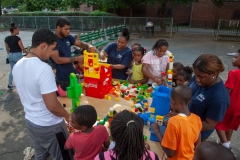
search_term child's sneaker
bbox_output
[7,85,14,90]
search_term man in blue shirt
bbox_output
[51,17,96,91]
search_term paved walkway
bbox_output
[0,29,240,160]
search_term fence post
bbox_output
[170,18,173,38]
[236,21,239,36]
[124,17,126,26]
[48,17,50,29]
[102,17,104,29]
[216,19,221,41]
[35,16,37,29]
[81,17,83,32]
[23,17,25,30]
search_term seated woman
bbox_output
[100,28,132,80]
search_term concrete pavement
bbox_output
[0,29,240,159]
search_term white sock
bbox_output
[222,142,230,149]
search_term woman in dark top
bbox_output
[188,54,230,141]
[99,28,132,80]
[4,22,28,89]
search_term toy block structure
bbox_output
[83,50,112,99]
[151,85,172,116]
[167,53,174,87]
[67,73,83,113]
[149,85,172,142]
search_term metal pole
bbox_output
[23,17,25,30]
[48,17,50,29]
[35,17,37,29]
[124,17,126,26]
[189,2,194,28]
[102,17,104,29]
[216,19,221,41]
[81,17,83,32]
[170,18,173,38]
[236,21,239,36]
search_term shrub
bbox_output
[2,11,116,17]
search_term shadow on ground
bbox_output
[0,89,33,160]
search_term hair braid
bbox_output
[111,110,152,160]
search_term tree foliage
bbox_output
[66,0,84,10]
[149,0,199,17]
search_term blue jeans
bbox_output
[8,52,23,85]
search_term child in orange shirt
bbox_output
[152,85,202,160]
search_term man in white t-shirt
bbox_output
[13,28,72,160]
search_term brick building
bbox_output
[114,0,240,28]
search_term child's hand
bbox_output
[145,143,150,150]
[100,54,105,60]
[154,77,162,86]
[126,69,132,75]
[151,122,160,134]
[77,74,84,79]
[128,78,135,84]
[161,76,167,86]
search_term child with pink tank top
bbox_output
[94,110,160,160]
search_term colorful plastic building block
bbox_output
[67,73,82,113]
[156,115,164,126]
[138,112,151,125]
[151,85,171,116]
[83,50,112,99]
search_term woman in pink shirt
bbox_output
[142,39,171,85]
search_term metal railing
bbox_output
[214,19,240,40]
[0,16,174,38]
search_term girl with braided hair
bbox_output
[94,110,160,160]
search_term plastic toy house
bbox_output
[149,85,172,142]
[151,85,172,116]
[83,50,112,99]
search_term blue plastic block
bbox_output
[138,112,151,125]
[149,125,167,142]
[143,99,148,103]
[148,116,156,127]
[151,85,172,116]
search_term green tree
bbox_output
[66,0,85,10]
[149,0,199,18]
[24,0,45,11]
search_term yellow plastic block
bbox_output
[107,96,111,100]
[130,103,135,108]
[156,115,164,125]
[150,108,155,114]
[144,103,149,108]
[83,50,110,79]
[105,95,108,99]
[115,97,119,102]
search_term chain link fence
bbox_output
[0,16,174,38]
